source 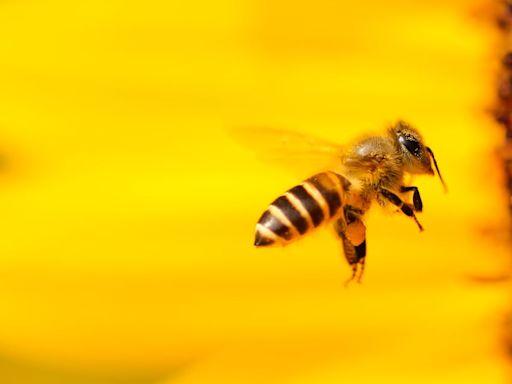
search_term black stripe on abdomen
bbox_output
[257,210,293,240]
[272,196,309,234]
[307,174,342,218]
[288,185,324,227]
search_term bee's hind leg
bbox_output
[342,244,366,286]
[334,209,367,285]
[346,262,360,287]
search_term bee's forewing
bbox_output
[229,126,345,176]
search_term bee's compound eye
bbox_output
[398,136,421,157]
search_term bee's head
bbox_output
[390,120,446,190]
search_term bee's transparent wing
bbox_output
[229,126,345,177]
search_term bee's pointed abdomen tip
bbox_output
[254,231,274,247]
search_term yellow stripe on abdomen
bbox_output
[254,171,351,247]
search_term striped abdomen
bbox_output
[254,171,351,247]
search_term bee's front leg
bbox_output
[400,186,422,212]
[380,188,424,231]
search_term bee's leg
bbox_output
[347,217,367,284]
[357,255,366,284]
[333,219,358,285]
[399,186,422,212]
[381,188,424,231]
[333,209,367,285]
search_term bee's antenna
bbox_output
[426,147,447,192]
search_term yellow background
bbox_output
[0,0,507,383]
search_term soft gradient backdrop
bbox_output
[0,0,507,383]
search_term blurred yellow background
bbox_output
[0,0,507,383]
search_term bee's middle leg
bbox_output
[381,188,423,231]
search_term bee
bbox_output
[253,120,446,284]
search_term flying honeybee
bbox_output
[251,120,446,283]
